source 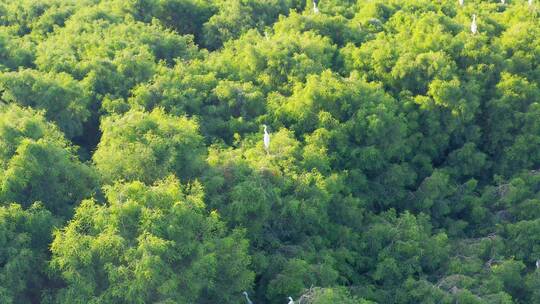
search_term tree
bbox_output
[125,0,215,45]
[0,28,34,70]
[93,108,206,184]
[50,177,254,304]
[0,203,56,304]
[202,0,304,49]
[0,104,97,217]
[206,29,337,92]
[0,0,540,302]
[35,4,200,100]
[268,71,411,209]
[297,286,373,304]
[127,62,266,142]
[505,219,540,264]
[0,69,91,139]
[361,211,450,302]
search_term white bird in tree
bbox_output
[501,0,505,4]
[288,296,295,304]
[471,14,478,34]
[458,0,464,6]
[536,260,540,269]
[313,0,319,13]
[243,291,253,304]
[263,124,270,153]
[530,0,534,6]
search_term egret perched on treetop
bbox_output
[288,296,295,304]
[458,0,464,6]
[263,125,270,153]
[313,0,319,13]
[471,14,477,34]
[243,291,253,304]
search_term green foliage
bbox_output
[202,0,303,49]
[0,203,56,304]
[0,105,97,217]
[35,9,198,99]
[50,177,254,303]
[126,0,215,42]
[0,69,90,139]
[297,286,373,304]
[361,211,449,302]
[0,0,539,303]
[126,62,266,141]
[207,29,337,92]
[0,28,34,70]
[93,108,206,184]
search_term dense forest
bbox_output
[0,0,539,303]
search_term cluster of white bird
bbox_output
[253,0,539,302]
[259,0,535,152]
[243,291,295,304]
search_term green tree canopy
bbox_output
[0,104,97,217]
[0,0,539,303]
[0,69,90,139]
[93,108,206,184]
[50,177,254,304]
[0,203,56,304]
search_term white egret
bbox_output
[501,0,505,4]
[471,14,478,34]
[263,125,270,153]
[243,291,253,304]
[458,0,464,6]
[313,0,319,13]
[288,296,295,304]
[530,0,533,6]
[536,260,540,269]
